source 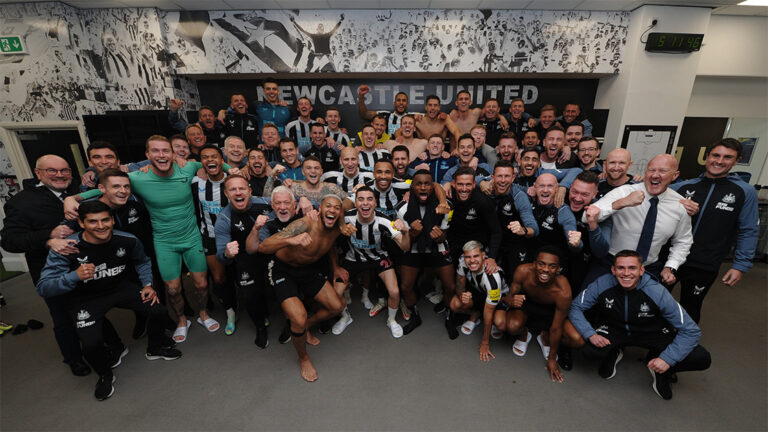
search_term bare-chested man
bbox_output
[383,115,427,162]
[498,246,572,382]
[414,95,462,150]
[259,195,351,382]
[449,90,508,136]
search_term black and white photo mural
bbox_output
[163,9,628,74]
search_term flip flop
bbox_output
[461,318,481,335]
[197,317,220,332]
[537,334,557,361]
[225,318,236,336]
[513,331,532,357]
[173,320,192,343]
[491,325,503,340]
[0,321,13,331]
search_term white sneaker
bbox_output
[361,289,374,310]
[332,312,354,335]
[426,289,443,304]
[387,320,403,338]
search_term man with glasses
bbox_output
[2,155,120,377]
[576,137,603,173]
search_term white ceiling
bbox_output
[0,0,765,15]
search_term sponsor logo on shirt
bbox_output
[715,193,736,212]
[542,214,555,230]
[76,309,94,328]
[466,208,477,220]
[638,302,654,318]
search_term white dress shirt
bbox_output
[589,182,693,270]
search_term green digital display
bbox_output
[646,32,704,53]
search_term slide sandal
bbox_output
[197,317,220,332]
[513,331,532,356]
[537,334,557,361]
[173,320,192,343]
[461,319,481,335]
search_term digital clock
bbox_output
[645,32,704,53]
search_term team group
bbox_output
[0,78,758,401]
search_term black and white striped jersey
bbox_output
[325,128,350,147]
[342,209,401,263]
[396,201,451,254]
[378,111,407,136]
[285,118,315,154]
[374,181,410,220]
[191,175,228,240]
[457,257,508,306]
[321,170,374,194]
[358,149,391,172]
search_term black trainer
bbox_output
[433,302,447,315]
[649,368,673,400]
[402,312,422,335]
[557,346,573,371]
[318,319,332,334]
[255,326,269,349]
[68,359,92,377]
[109,346,129,369]
[278,322,291,344]
[94,373,115,401]
[445,312,459,340]
[145,346,182,361]
[598,349,623,379]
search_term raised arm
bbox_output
[258,217,310,255]
[357,85,377,121]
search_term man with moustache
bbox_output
[575,136,602,173]
[244,148,271,197]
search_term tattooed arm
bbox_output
[258,217,311,254]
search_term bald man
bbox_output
[1,155,120,376]
[588,154,693,284]
[598,149,637,199]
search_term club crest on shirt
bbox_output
[502,202,514,216]
[116,248,126,258]
[466,208,477,220]
[638,302,654,318]
[542,214,555,230]
[129,208,138,217]
[77,309,90,321]
[715,193,736,211]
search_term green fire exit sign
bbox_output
[0,36,26,54]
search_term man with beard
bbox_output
[383,115,427,163]
[511,147,580,208]
[521,130,541,152]
[260,195,350,382]
[218,94,260,148]
[557,102,593,136]
[396,170,455,336]
[483,160,538,282]
[215,175,272,347]
[529,174,582,277]
[272,138,304,182]
[169,101,226,147]
[576,136,602,173]
[252,78,291,137]
[321,147,374,194]
[470,125,499,168]
[286,157,352,211]
[390,145,416,181]
[358,85,410,136]
[539,126,576,170]
[495,133,518,164]
[478,98,506,148]
[597,149,637,199]
[414,95,462,150]
[332,187,410,338]
[303,123,339,173]
[244,148,271,196]
[500,246,572,383]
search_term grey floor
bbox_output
[1,262,766,431]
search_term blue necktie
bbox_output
[636,196,659,262]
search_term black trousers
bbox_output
[44,294,121,365]
[70,283,167,375]
[582,326,711,374]
[673,265,719,324]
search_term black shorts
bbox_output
[341,257,394,278]
[522,300,556,334]
[401,250,453,269]
[202,236,217,256]
[268,258,328,304]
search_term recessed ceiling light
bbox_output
[738,0,768,6]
